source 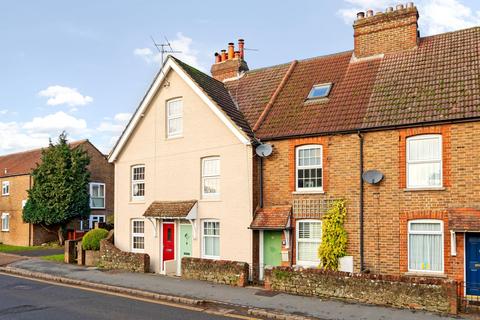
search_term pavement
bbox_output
[0,273,233,320]
[1,257,461,320]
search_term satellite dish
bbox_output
[256,143,273,157]
[362,170,384,184]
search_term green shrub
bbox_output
[318,200,348,271]
[82,228,109,250]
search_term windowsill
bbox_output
[404,187,446,192]
[292,190,325,195]
[90,207,106,210]
[129,200,146,204]
[166,135,183,140]
[201,255,220,260]
[199,199,222,202]
[1,230,9,232]
[404,271,447,278]
[2,195,9,197]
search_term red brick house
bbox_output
[176,3,480,291]
[0,140,114,246]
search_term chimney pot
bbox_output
[228,42,235,60]
[238,39,245,59]
[221,49,227,62]
[406,2,414,8]
[386,6,394,12]
[396,4,404,10]
[357,11,365,19]
[366,9,374,17]
[214,52,221,64]
[234,51,240,59]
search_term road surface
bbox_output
[0,273,243,320]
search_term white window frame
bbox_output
[201,157,220,199]
[131,219,145,253]
[406,134,443,189]
[166,98,183,138]
[89,214,106,229]
[131,165,145,201]
[296,145,323,192]
[1,213,9,232]
[307,83,332,99]
[296,219,322,267]
[407,219,444,273]
[2,181,9,196]
[89,182,106,209]
[201,220,220,259]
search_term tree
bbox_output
[23,132,91,245]
[318,200,348,271]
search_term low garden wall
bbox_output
[264,266,458,315]
[98,233,150,273]
[181,257,249,287]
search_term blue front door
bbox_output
[466,233,480,295]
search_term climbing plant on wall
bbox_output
[318,199,348,271]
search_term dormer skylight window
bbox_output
[307,83,332,100]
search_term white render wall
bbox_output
[113,69,254,273]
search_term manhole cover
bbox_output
[254,290,279,297]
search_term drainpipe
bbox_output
[358,131,365,272]
[259,156,264,209]
[28,175,32,246]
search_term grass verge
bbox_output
[41,254,64,263]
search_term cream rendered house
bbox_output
[109,56,255,275]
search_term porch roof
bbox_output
[143,200,197,219]
[250,205,292,230]
[449,208,480,232]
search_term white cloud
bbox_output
[133,32,204,70]
[23,111,88,135]
[337,0,480,35]
[96,112,131,134]
[114,112,132,122]
[0,109,8,115]
[38,85,93,107]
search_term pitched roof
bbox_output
[250,205,292,230]
[0,140,88,178]
[169,57,255,140]
[224,27,480,139]
[143,200,197,218]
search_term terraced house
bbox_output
[111,3,480,294]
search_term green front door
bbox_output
[264,230,282,267]
[179,224,192,258]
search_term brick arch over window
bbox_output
[289,137,329,192]
[398,125,451,189]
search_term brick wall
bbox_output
[264,266,458,314]
[181,257,249,287]
[0,175,31,246]
[353,6,418,58]
[261,122,480,281]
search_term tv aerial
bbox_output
[150,36,182,86]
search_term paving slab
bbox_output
[0,253,25,266]
[6,259,461,320]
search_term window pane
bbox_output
[298,221,321,239]
[408,137,441,161]
[168,118,182,135]
[203,159,219,176]
[410,222,442,232]
[298,242,320,262]
[91,198,105,208]
[133,182,145,197]
[133,221,144,234]
[168,100,182,116]
[409,234,442,271]
[203,177,219,195]
[408,162,441,187]
[133,236,144,249]
[133,167,145,181]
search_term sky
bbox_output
[0,0,479,155]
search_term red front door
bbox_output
[162,223,175,262]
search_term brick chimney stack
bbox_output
[211,39,249,82]
[353,2,419,58]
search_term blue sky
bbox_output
[0,0,479,154]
